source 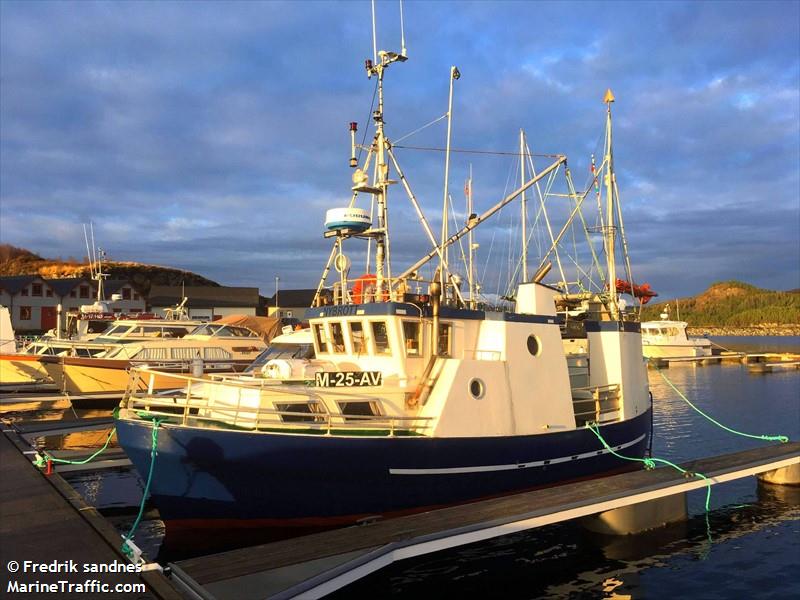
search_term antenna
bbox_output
[83,224,95,279]
[371,0,378,65]
[90,222,98,268]
[399,0,407,56]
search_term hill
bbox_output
[640,280,800,327]
[0,244,219,296]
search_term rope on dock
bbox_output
[655,369,789,444]
[121,415,164,562]
[33,428,116,468]
[585,422,712,512]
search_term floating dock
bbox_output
[172,442,800,600]
[0,426,181,599]
[647,352,800,369]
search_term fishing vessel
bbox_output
[641,305,712,359]
[116,31,652,535]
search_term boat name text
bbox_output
[315,371,382,387]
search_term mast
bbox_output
[520,129,528,282]
[603,88,618,319]
[440,65,460,297]
[467,167,475,308]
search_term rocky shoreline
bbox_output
[686,325,800,337]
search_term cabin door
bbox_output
[41,306,57,331]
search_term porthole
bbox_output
[527,334,541,356]
[469,378,485,399]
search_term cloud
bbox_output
[1,0,798,298]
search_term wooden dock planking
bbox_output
[176,441,800,595]
[12,416,115,435]
[0,429,182,599]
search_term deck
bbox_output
[0,427,181,599]
[173,441,800,600]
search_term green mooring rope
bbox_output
[586,422,713,512]
[121,417,164,561]
[656,368,789,444]
[33,428,116,468]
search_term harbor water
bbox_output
[55,338,799,599]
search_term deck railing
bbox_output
[571,383,621,426]
[123,367,435,436]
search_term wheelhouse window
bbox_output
[132,326,170,338]
[103,324,134,338]
[226,326,257,337]
[190,323,223,337]
[313,323,328,353]
[349,321,367,355]
[31,283,42,297]
[275,402,323,423]
[79,285,90,299]
[329,322,346,353]
[371,321,391,355]
[19,306,32,320]
[337,401,381,422]
[403,321,421,356]
[162,327,190,338]
[438,323,452,357]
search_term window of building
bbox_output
[349,321,367,355]
[133,292,140,300]
[329,322,345,353]
[19,306,32,320]
[20,288,28,296]
[31,283,43,297]
[46,289,53,297]
[69,290,77,298]
[122,287,131,300]
[403,321,421,356]
[371,321,391,355]
[79,285,90,299]
[438,323,452,357]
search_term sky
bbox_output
[1,0,798,301]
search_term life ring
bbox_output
[352,274,388,304]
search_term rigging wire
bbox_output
[356,79,380,163]
[394,113,448,144]
[394,144,563,159]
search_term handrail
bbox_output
[571,383,620,393]
[122,366,433,434]
[125,394,434,433]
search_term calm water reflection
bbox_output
[10,345,798,599]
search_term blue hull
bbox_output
[115,410,652,527]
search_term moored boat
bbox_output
[42,318,275,396]
[116,34,652,536]
[641,306,712,359]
